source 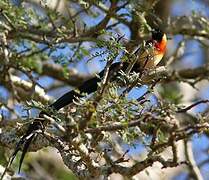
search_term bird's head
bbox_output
[151,28,164,42]
[151,28,167,54]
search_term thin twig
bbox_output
[177,100,209,113]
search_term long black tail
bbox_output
[0,121,41,179]
[1,62,126,179]
[0,137,23,179]
[50,62,124,110]
[18,134,36,173]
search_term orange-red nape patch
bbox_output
[154,34,167,55]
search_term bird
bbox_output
[0,28,167,179]
[50,28,167,110]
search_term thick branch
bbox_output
[42,62,90,86]
[1,74,51,104]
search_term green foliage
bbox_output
[1,0,209,179]
[21,56,43,73]
[158,84,183,104]
[0,147,7,167]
